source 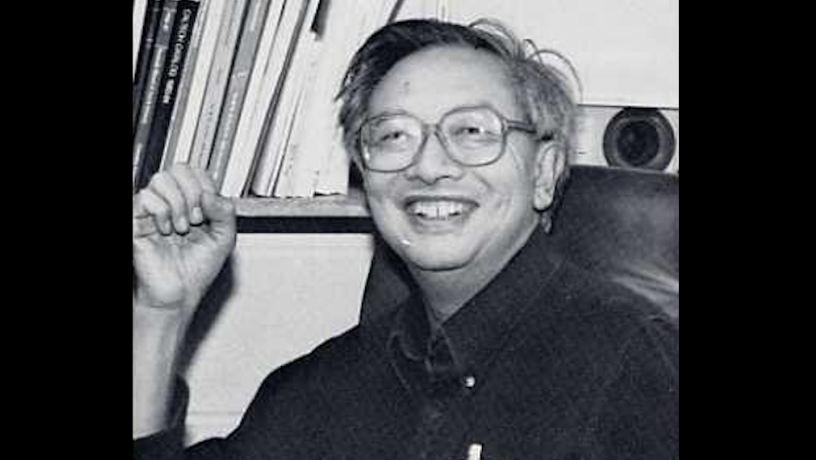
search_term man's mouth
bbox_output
[404,198,478,220]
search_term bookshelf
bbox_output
[235,187,368,218]
[235,187,373,234]
[133,0,409,218]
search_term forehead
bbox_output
[368,46,520,120]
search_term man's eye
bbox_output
[370,129,416,152]
[375,130,407,144]
[452,125,500,142]
[383,130,405,140]
[461,126,486,136]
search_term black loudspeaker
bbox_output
[602,107,676,172]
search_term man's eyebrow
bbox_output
[366,108,414,119]
[367,102,511,120]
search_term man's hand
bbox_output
[133,164,237,314]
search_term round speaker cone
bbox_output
[603,107,676,171]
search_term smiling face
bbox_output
[362,46,558,281]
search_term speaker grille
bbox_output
[603,107,676,171]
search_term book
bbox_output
[248,0,321,197]
[133,0,149,81]
[217,0,286,197]
[310,0,372,197]
[314,133,350,196]
[280,0,403,197]
[313,0,410,196]
[271,0,338,198]
[207,0,273,189]
[312,0,409,196]
[136,0,201,189]
[270,44,321,198]
[225,0,317,197]
[187,0,249,171]
[133,0,166,134]
[133,0,178,188]
[159,0,210,170]
[161,0,227,168]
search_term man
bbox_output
[133,19,678,460]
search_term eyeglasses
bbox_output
[359,105,545,172]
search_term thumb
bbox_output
[201,191,236,234]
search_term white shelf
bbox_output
[235,188,369,218]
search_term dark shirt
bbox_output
[134,227,679,460]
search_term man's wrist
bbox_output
[133,298,195,364]
[133,288,199,311]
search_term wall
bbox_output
[182,0,678,444]
[397,0,679,108]
[183,234,374,443]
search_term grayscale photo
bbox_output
[132,0,678,458]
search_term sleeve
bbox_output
[593,317,679,460]
[133,379,190,460]
[132,378,251,460]
[131,352,321,460]
[131,333,349,459]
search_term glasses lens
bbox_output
[362,115,422,171]
[442,109,504,165]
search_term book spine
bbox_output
[133,0,166,134]
[218,0,285,197]
[136,0,200,189]
[133,0,178,189]
[160,0,209,170]
[276,0,338,198]
[272,40,321,198]
[187,0,249,172]
[164,0,227,168]
[133,0,149,80]
[271,76,312,198]
[283,0,394,197]
[248,0,316,196]
[207,0,272,189]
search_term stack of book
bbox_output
[133,0,427,198]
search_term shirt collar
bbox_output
[383,224,565,393]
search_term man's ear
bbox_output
[533,141,566,211]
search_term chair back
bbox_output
[360,165,680,322]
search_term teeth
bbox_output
[408,201,468,219]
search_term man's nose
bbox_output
[404,129,464,184]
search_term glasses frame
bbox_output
[358,105,541,172]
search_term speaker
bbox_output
[573,106,679,173]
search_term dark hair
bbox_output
[336,18,581,228]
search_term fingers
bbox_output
[134,164,225,236]
[201,190,237,238]
[133,188,173,236]
[170,165,206,226]
[187,167,218,225]
[148,172,191,233]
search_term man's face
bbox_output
[362,46,552,278]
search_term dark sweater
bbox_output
[134,227,678,459]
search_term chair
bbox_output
[359,165,679,323]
